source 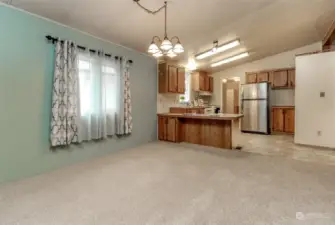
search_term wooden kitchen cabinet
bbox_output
[168,65,178,92]
[271,107,295,134]
[192,71,213,92]
[177,68,185,93]
[158,116,167,140]
[199,72,206,91]
[257,72,269,83]
[245,73,257,83]
[272,108,285,132]
[246,68,295,89]
[271,70,288,88]
[288,69,295,88]
[158,116,178,142]
[158,62,185,94]
[284,108,295,133]
[209,76,213,92]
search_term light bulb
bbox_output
[148,42,159,54]
[153,51,163,58]
[160,38,173,51]
[167,50,176,58]
[173,43,184,53]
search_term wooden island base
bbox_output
[158,114,243,149]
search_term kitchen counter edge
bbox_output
[157,113,243,121]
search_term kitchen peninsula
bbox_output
[157,113,243,149]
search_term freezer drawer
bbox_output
[241,99,268,133]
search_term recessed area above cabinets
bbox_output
[158,62,185,94]
[245,68,295,89]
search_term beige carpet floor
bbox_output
[1,142,335,225]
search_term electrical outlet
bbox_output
[317,131,322,136]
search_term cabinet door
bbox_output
[284,108,295,133]
[246,73,257,83]
[204,76,210,91]
[177,67,185,94]
[166,118,177,142]
[158,63,167,93]
[158,116,167,140]
[199,73,206,91]
[288,69,295,88]
[272,108,284,132]
[272,70,288,88]
[257,72,269,83]
[168,65,178,92]
[209,76,213,92]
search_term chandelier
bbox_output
[133,0,184,58]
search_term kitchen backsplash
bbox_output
[270,89,295,106]
[157,94,181,113]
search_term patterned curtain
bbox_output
[116,58,132,135]
[50,40,80,147]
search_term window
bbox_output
[179,71,191,103]
[78,58,92,115]
[78,54,119,117]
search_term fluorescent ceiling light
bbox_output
[196,40,240,60]
[211,52,249,67]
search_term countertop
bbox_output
[272,106,295,108]
[169,106,207,109]
[157,113,243,121]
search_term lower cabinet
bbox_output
[271,107,295,134]
[158,116,178,142]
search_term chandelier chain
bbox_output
[133,0,166,15]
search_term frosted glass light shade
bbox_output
[160,38,173,50]
[167,50,176,58]
[173,43,184,53]
[153,50,163,58]
[148,43,159,54]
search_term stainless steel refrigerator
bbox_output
[241,82,270,134]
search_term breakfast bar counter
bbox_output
[157,113,243,149]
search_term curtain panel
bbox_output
[116,59,132,135]
[50,40,80,147]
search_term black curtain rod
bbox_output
[45,35,133,64]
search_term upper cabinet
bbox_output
[256,72,269,83]
[246,68,295,89]
[192,71,213,92]
[271,70,288,88]
[288,68,295,88]
[177,67,185,93]
[245,73,257,83]
[159,62,185,94]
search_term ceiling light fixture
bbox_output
[186,58,197,71]
[211,52,249,67]
[134,0,184,58]
[196,40,240,60]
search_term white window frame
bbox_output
[179,71,191,103]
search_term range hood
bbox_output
[198,91,212,96]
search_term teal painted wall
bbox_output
[0,4,158,183]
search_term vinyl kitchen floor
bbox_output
[234,131,335,166]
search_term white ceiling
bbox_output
[5,0,335,72]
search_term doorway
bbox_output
[221,77,240,114]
